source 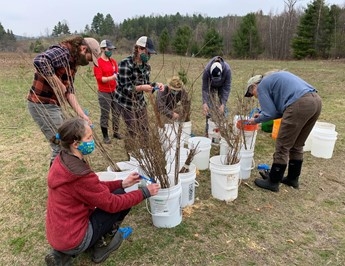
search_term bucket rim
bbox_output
[236,119,258,131]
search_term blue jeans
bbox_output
[27,101,63,162]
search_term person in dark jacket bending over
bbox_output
[245,70,322,192]
[156,76,188,123]
[202,56,232,136]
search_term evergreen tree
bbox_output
[159,28,169,54]
[172,25,192,56]
[102,14,116,36]
[292,0,334,59]
[201,28,223,57]
[91,13,104,35]
[0,22,16,51]
[232,13,262,58]
[51,21,70,37]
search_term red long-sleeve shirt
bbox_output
[46,151,144,251]
[93,57,118,93]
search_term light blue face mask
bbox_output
[77,140,95,155]
[170,89,179,95]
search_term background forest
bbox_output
[1,0,345,59]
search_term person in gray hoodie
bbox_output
[201,56,232,137]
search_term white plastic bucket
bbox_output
[209,155,241,202]
[242,130,257,151]
[303,121,335,151]
[208,119,221,145]
[148,181,182,228]
[179,163,198,207]
[311,129,338,159]
[305,121,336,152]
[188,137,212,170]
[239,150,255,179]
[160,123,184,151]
[182,121,192,145]
[166,147,189,174]
[105,161,139,192]
[219,137,229,155]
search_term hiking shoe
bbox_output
[113,133,123,140]
[103,137,111,144]
[92,230,123,264]
[45,249,72,266]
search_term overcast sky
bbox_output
[1,0,344,37]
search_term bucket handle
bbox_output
[195,180,199,187]
[241,158,256,171]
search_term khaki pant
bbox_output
[274,92,322,164]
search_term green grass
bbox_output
[1,53,345,265]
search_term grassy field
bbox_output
[1,52,345,266]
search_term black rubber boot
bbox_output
[45,249,72,266]
[101,127,111,144]
[92,230,123,264]
[254,163,287,192]
[281,160,302,189]
[259,170,269,180]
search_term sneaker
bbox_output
[45,249,72,266]
[103,137,111,144]
[92,230,123,263]
[113,133,123,140]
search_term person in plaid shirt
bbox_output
[114,36,164,149]
[27,36,100,167]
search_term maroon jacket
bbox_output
[46,151,144,251]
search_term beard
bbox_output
[76,54,89,66]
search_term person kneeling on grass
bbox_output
[45,117,160,265]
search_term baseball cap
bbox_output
[84,37,101,66]
[210,62,222,82]
[245,75,263,97]
[100,39,116,49]
[136,36,157,54]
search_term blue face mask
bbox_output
[170,89,179,95]
[77,140,95,155]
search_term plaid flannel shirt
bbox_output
[27,45,76,105]
[114,55,151,110]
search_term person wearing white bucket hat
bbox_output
[45,117,160,265]
[156,76,188,122]
[202,56,232,136]
[27,36,101,167]
[245,70,322,192]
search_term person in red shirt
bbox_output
[94,39,122,144]
[45,117,160,265]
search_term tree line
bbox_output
[2,0,345,59]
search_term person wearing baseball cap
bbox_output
[94,39,122,144]
[201,56,232,139]
[114,36,164,151]
[27,36,100,167]
[135,36,157,54]
[245,70,322,192]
